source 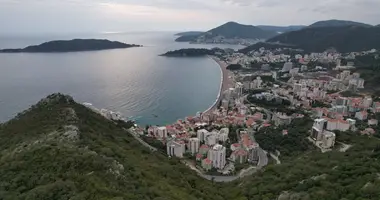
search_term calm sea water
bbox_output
[0,32,242,125]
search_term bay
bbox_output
[0,32,242,125]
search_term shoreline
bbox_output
[203,56,233,115]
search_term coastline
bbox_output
[203,55,233,114]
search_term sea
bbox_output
[0,32,242,125]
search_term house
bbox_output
[201,158,212,171]
[199,144,210,155]
[230,143,241,151]
[196,153,203,161]
[321,131,336,149]
[207,144,226,169]
[166,140,185,158]
[361,128,375,135]
[230,149,248,164]
[368,119,378,126]
[355,111,368,120]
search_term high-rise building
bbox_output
[188,138,200,155]
[207,144,226,169]
[167,140,185,158]
[157,127,168,139]
[281,62,293,72]
[197,129,208,142]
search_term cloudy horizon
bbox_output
[1,0,379,35]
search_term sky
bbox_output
[0,0,379,34]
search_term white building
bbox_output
[207,144,226,169]
[157,127,168,139]
[321,131,336,149]
[218,128,230,142]
[355,111,368,121]
[167,140,185,158]
[235,82,244,97]
[188,138,200,155]
[311,118,327,140]
[282,62,293,72]
[197,129,209,142]
[205,133,217,146]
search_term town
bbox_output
[90,46,380,178]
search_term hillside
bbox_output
[238,42,297,54]
[175,22,278,42]
[175,31,204,36]
[0,94,224,200]
[206,22,277,39]
[309,20,372,28]
[1,94,380,199]
[267,26,380,52]
[161,48,215,57]
[0,39,141,53]
[257,25,306,33]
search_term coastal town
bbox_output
[85,46,380,179]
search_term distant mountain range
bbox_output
[308,19,372,28]
[0,39,141,53]
[266,25,380,52]
[175,22,277,42]
[257,25,306,33]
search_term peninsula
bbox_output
[161,48,215,57]
[0,39,141,53]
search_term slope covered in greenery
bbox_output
[0,39,141,53]
[267,26,380,52]
[308,20,372,28]
[1,94,380,200]
[0,94,226,200]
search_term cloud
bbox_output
[0,0,379,34]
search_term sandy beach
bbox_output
[203,56,234,114]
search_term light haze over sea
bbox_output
[0,32,242,125]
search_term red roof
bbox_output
[203,158,212,164]
[196,154,203,158]
[200,144,209,149]
[232,143,240,147]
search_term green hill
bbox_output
[257,25,306,33]
[0,39,141,53]
[206,22,277,39]
[0,94,223,200]
[308,20,372,28]
[1,94,380,200]
[267,26,380,52]
[175,22,278,42]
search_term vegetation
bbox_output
[205,22,278,40]
[238,42,296,54]
[308,19,372,28]
[2,94,380,200]
[255,118,314,156]
[226,64,242,70]
[257,25,306,33]
[267,26,380,52]
[0,39,141,53]
[161,48,214,57]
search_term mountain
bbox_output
[309,19,372,28]
[257,25,306,33]
[0,93,224,200]
[1,93,380,199]
[238,42,296,54]
[175,22,278,42]
[205,21,277,39]
[266,26,380,52]
[175,31,204,36]
[0,39,141,53]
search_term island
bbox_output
[0,39,142,53]
[161,48,215,57]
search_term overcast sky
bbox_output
[1,0,379,34]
